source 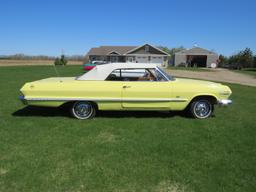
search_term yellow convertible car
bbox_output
[19,63,232,119]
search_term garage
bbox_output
[187,55,207,67]
[151,56,164,64]
[174,47,219,68]
[136,56,149,63]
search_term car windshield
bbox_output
[157,67,174,81]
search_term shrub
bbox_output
[60,54,68,66]
[177,62,187,67]
[54,55,68,66]
[54,58,61,65]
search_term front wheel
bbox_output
[189,99,213,119]
[71,101,96,120]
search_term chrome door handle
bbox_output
[123,85,131,88]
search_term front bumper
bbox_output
[19,95,27,105]
[218,99,232,106]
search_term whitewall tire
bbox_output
[71,101,96,120]
[189,99,213,119]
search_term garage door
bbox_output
[151,56,163,65]
[136,56,149,63]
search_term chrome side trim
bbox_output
[218,99,232,106]
[24,97,188,102]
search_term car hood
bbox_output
[174,78,232,95]
[174,78,222,87]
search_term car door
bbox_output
[121,68,172,109]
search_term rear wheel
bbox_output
[189,99,213,119]
[71,101,96,120]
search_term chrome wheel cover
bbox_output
[193,101,211,118]
[73,102,93,119]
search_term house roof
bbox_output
[86,46,137,56]
[86,44,169,56]
[77,62,158,81]
[175,47,217,55]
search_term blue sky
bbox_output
[0,0,255,56]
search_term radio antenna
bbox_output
[53,63,60,77]
[53,54,60,77]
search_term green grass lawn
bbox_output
[233,68,256,77]
[0,66,256,192]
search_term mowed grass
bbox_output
[233,68,256,77]
[0,66,256,192]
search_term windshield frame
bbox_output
[156,67,174,81]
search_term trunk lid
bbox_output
[32,77,76,83]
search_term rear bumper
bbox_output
[218,99,232,106]
[19,95,27,105]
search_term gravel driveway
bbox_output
[166,68,256,87]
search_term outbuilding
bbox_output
[174,47,219,68]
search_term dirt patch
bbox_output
[96,132,116,143]
[0,168,8,175]
[167,68,256,87]
[155,180,188,192]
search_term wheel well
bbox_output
[60,101,98,110]
[184,95,217,113]
[190,95,217,105]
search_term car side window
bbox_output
[105,69,121,81]
[106,68,166,81]
[121,69,152,81]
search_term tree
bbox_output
[228,48,254,69]
[239,48,254,68]
[158,46,171,54]
[54,54,68,66]
[158,46,185,66]
[218,54,229,67]
[158,46,185,57]
[54,57,61,65]
[60,54,68,65]
[169,46,185,57]
[228,54,240,69]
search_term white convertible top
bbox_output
[77,63,158,81]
